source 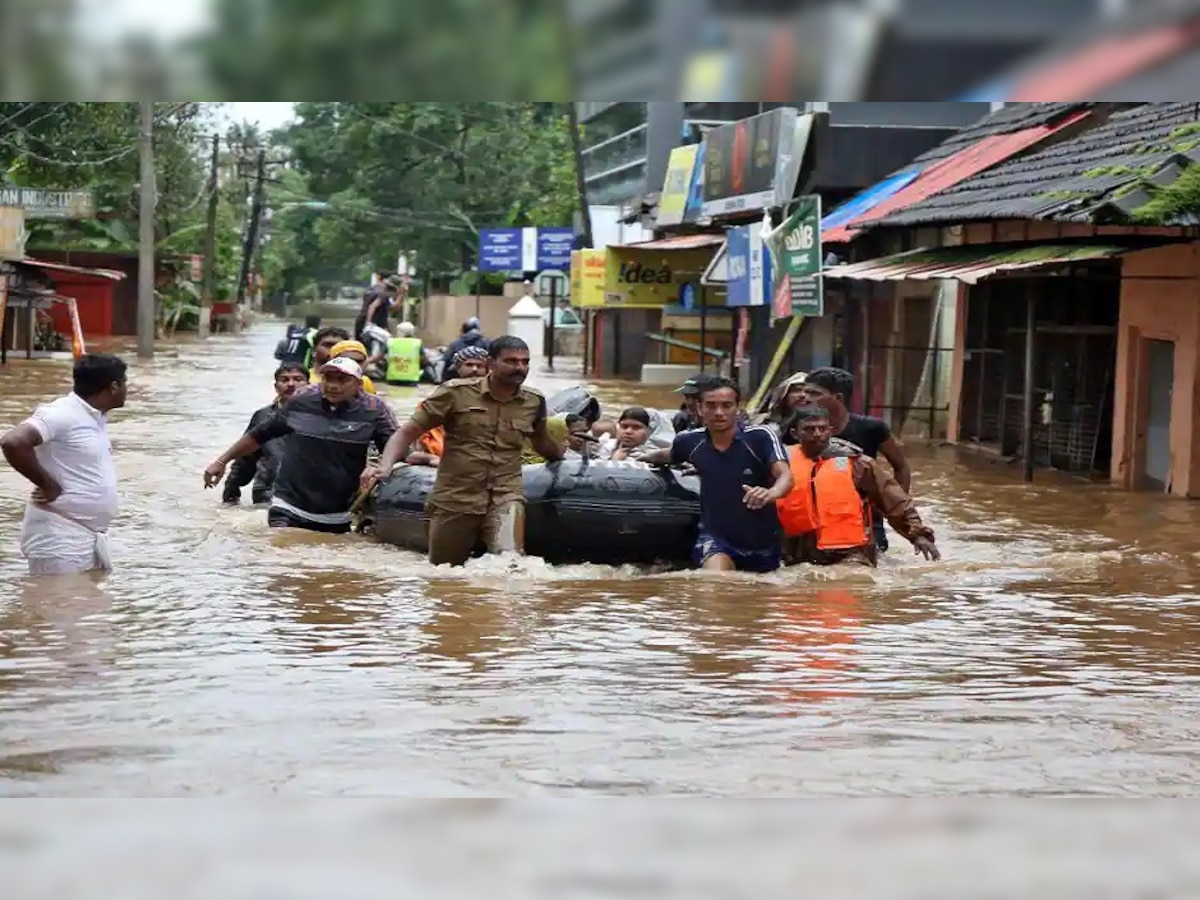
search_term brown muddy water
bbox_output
[1,322,1200,798]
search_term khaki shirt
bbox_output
[411,376,547,514]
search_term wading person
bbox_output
[638,377,793,573]
[373,335,564,565]
[308,326,350,381]
[326,339,378,394]
[275,315,321,368]
[777,405,938,567]
[385,321,424,386]
[0,353,127,575]
[222,363,309,506]
[440,317,488,381]
[801,367,912,552]
[203,357,397,533]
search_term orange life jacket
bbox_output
[777,446,872,549]
[419,426,445,457]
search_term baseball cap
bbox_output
[320,357,363,380]
[675,373,717,395]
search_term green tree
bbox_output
[276,102,578,292]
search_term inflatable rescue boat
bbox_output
[365,458,701,566]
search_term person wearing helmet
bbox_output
[441,317,488,381]
[385,320,424,386]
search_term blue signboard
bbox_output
[536,227,575,271]
[725,226,752,308]
[724,223,772,308]
[478,228,524,272]
[479,226,575,273]
[683,141,707,223]
[680,282,697,311]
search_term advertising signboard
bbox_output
[702,108,814,219]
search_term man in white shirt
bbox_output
[1,353,127,575]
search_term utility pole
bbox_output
[199,132,220,337]
[236,149,266,309]
[137,100,156,360]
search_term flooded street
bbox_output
[2,322,1200,797]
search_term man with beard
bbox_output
[203,358,397,534]
[222,363,309,506]
[373,335,564,565]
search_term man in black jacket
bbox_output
[441,317,488,381]
[222,363,309,505]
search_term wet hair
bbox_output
[698,375,740,401]
[488,334,529,359]
[564,413,588,429]
[303,315,321,329]
[314,326,350,346]
[274,363,308,380]
[73,353,126,398]
[804,366,854,402]
[618,406,651,427]
[783,404,831,434]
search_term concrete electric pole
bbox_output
[137,100,156,359]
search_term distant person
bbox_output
[373,335,564,565]
[638,377,792,573]
[357,274,406,368]
[308,326,350,379]
[777,405,938,567]
[204,358,397,533]
[671,374,712,433]
[0,354,128,575]
[801,367,912,553]
[441,317,488,381]
[222,363,309,506]
[276,315,321,368]
[385,321,424,386]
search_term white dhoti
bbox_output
[19,504,113,576]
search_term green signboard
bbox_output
[777,194,823,317]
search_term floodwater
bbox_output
[2,322,1200,799]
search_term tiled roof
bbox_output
[872,102,1200,228]
[907,103,1091,167]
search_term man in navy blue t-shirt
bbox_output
[639,377,792,572]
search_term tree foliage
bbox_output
[269,102,579,296]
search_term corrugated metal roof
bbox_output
[822,168,922,243]
[20,258,127,281]
[617,233,725,250]
[823,243,1135,285]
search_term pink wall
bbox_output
[1112,242,1200,496]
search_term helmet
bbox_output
[396,321,416,337]
[462,317,481,332]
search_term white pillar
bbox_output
[507,287,545,359]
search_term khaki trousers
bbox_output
[427,501,526,566]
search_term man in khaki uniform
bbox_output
[372,335,565,565]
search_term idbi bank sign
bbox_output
[601,247,710,308]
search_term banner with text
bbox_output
[479,226,575,273]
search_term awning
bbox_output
[823,243,1136,285]
[616,233,725,251]
[822,168,922,243]
[19,258,127,281]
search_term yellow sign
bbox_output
[0,206,28,261]
[600,246,713,309]
[657,145,699,227]
[571,249,607,308]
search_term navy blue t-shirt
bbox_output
[671,424,788,553]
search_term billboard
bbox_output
[702,108,814,218]
[657,145,700,228]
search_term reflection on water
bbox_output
[1,323,1200,797]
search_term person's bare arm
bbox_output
[404,449,440,467]
[376,420,426,473]
[634,447,671,466]
[0,422,59,500]
[742,459,793,509]
[530,420,566,462]
[878,435,911,493]
[204,407,292,487]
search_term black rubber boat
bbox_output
[366,458,702,566]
